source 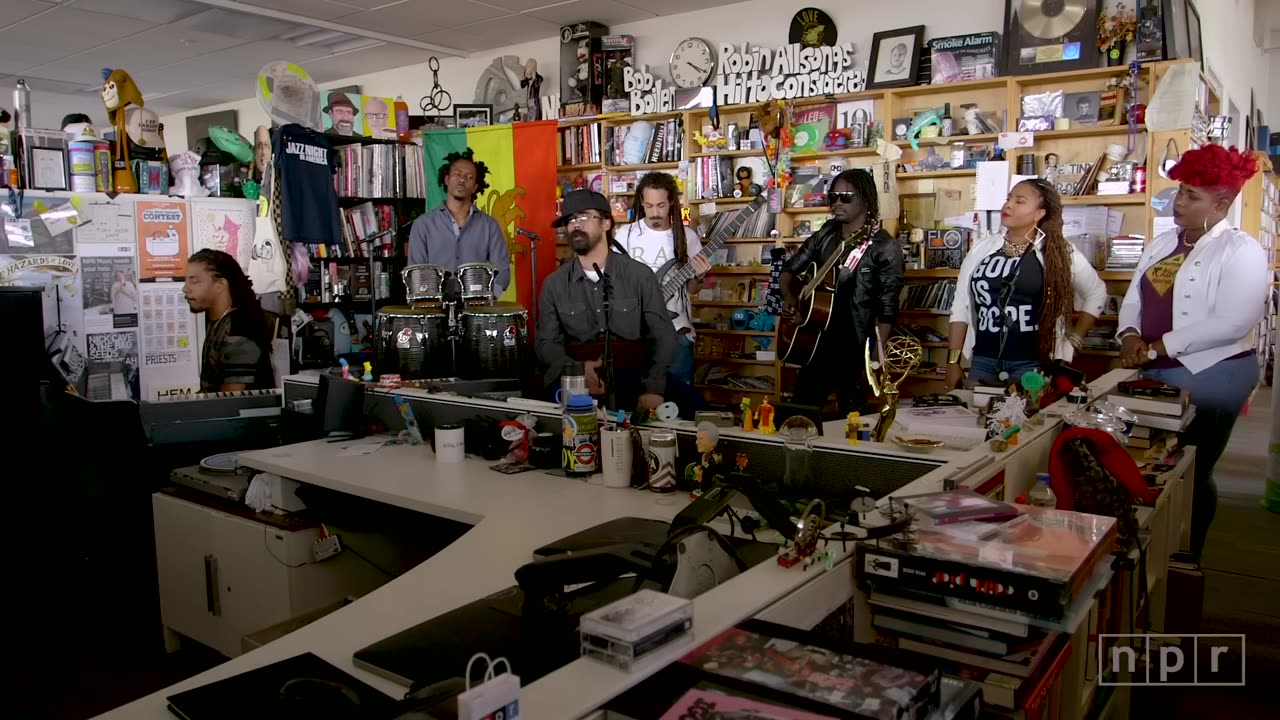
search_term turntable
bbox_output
[1004,0,1100,76]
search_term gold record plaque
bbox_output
[1004,0,1098,75]
[789,7,837,48]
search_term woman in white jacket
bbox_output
[946,178,1106,388]
[1116,144,1267,560]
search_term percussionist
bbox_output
[408,148,511,297]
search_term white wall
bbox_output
[1267,51,1280,131]
[156,0,1272,153]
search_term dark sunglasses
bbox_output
[827,191,857,205]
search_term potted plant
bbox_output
[1097,3,1138,66]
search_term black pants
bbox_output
[792,321,869,415]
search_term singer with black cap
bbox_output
[536,190,677,413]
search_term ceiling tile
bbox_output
[320,0,396,9]
[413,28,494,53]
[525,0,655,27]
[305,42,436,82]
[339,5,444,36]
[0,0,57,28]
[173,8,297,41]
[28,27,248,85]
[615,0,736,15]
[70,0,205,23]
[0,8,157,67]
[394,1,509,28]
[239,0,366,21]
[451,12,559,47]
[133,39,332,94]
[480,0,570,10]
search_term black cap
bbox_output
[553,190,611,228]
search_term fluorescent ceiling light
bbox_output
[188,0,467,56]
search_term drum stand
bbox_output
[443,271,463,376]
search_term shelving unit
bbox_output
[553,59,1221,405]
[1241,152,1279,380]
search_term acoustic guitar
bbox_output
[776,222,879,365]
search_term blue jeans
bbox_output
[970,356,1040,387]
[1143,352,1258,559]
[671,333,696,386]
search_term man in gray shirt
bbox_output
[408,150,511,297]
[537,190,677,412]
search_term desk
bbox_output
[99,369,1157,720]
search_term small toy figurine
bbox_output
[845,412,861,445]
[684,421,724,495]
[823,127,851,151]
[520,58,543,121]
[740,397,754,431]
[362,361,373,382]
[339,358,351,380]
[736,166,754,197]
[734,451,749,471]
[757,398,775,434]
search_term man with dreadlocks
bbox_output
[780,168,904,414]
[184,249,276,393]
[616,171,711,385]
[408,148,511,298]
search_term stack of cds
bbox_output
[1106,235,1146,270]
[580,590,692,670]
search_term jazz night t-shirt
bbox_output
[970,250,1043,362]
[272,123,342,245]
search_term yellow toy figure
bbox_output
[740,397,754,432]
[101,68,144,193]
[756,398,776,434]
[845,412,861,445]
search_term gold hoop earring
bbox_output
[1203,216,1209,233]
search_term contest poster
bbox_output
[84,330,140,402]
[191,198,257,274]
[136,200,190,280]
[0,254,86,391]
[320,90,398,140]
[421,121,558,330]
[139,282,201,400]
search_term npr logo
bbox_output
[1101,634,1246,686]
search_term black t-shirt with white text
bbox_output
[971,250,1043,361]
[272,124,341,244]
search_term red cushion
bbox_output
[1047,427,1158,510]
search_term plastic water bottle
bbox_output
[1029,473,1057,509]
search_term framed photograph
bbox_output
[415,115,457,132]
[454,104,493,129]
[867,26,926,89]
[1187,1,1202,64]
[1161,0,1192,60]
[30,147,68,191]
[1063,91,1102,125]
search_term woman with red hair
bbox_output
[1116,144,1267,560]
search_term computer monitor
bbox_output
[315,373,365,439]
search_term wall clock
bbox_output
[670,37,715,89]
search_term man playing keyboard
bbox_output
[184,249,276,392]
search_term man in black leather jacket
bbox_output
[779,168,904,414]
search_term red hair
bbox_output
[1168,144,1258,194]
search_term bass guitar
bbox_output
[776,222,879,366]
[656,195,767,303]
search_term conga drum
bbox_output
[376,306,450,379]
[459,302,528,379]
[402,264,447,306]
[457,262,498,305]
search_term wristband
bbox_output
[946,349,963,365]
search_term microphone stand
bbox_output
[443,271,462,375]
[594,262,617,413]
[517,227,540,320]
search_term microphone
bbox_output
[592,262,609,279]
[515,227,540,241]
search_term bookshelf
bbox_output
[294,135,426,370]
[553,59,1221,404]
[1240,152,1278,379]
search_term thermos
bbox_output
[562,393,599,477]
[13,79,31,129]
[559,360,588,410]
[646,430,678,492]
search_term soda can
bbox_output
[1132,165,1147,194]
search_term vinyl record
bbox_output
[1018,0,1087,40]
[789,7,837,47]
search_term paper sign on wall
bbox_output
[78,201,135,245]
[139,282,201,400]
[191,198,257,274]
[136,200,190,280]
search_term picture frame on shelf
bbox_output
[416,115,456,132]
[454,104,493,128]
[866,26,926,89]
[29,147,69,191]
[1064,91,1102,125]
